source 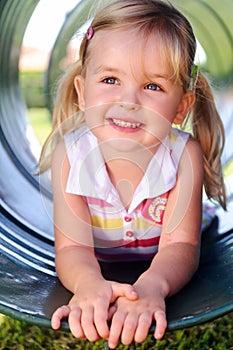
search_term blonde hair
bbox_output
[40,0,226,209]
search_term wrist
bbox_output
[73,270,104,294]
[134,269,170,298]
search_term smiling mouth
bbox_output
[112,118,142,129]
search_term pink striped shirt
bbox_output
[64,126,190,262]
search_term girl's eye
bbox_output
[103,77,118,85]
[145,83,161,91]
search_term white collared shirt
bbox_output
[64,126,190,261]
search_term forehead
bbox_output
[86,28,170,77]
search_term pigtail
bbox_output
[39,61,85,173]
[52,61,84,132]
[192,73,227,210]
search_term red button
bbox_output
[126,231,134,238]
[124,216,132,222]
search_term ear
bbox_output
[74,75,85,111]
[174,91,196,125]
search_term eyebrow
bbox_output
[93,65,170,81]
[93,65,126,76]
[146,72,170,80]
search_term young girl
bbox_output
[40,0,226,348]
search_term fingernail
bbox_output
[156,332,163,339]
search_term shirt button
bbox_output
[126,231,134,238]
[124,216,132,222]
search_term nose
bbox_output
[119,87,141,111]
[119,101,140,111]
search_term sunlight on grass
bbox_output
[27,108,52,146]
[0,314,5,326]
[224,159,233,177]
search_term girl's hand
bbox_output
[107,287,167,349]
[51,278,138,342]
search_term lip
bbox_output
[107,117,143,133]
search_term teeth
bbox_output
[112,118,141,129]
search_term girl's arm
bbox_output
[108,138,204,348]
[144,137,203,296]
[51,140,137,341]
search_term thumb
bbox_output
[110,282,138,302]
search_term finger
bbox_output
[120,313,138,346]
[81,306,100,341]
[108,310,126,349]
[108,304,117,321]
[154,310,167,340]
[134,312,152,343]
[111,282,138,302]
[94,300,110,339]
[51,305,70,330]
[68,307,85,339]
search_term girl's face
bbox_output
[75,28,194,153]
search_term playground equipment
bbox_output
[0,0,232,347]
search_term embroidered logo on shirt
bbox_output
[148,192,169,225]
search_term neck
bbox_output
[99,141,160,210]
[99,140,160,171]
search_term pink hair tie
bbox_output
[86,26,94,40]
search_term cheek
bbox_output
[142,107,172,140]
[147,91,182,120]
[85,85,119,108]
[84,104,109,130]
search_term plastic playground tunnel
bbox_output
[0,0,233,333]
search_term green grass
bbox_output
[0,313,232,350]
[0,108,232,349]
[224,159,233,178]
[27,108,52,145]
[20,71,47,108]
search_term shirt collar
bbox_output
[66,127,188,213]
